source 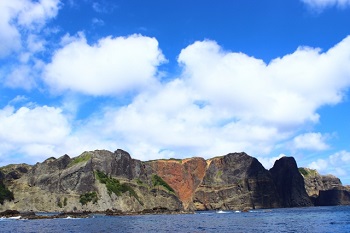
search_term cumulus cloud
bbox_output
[0,105,70,163]
[0,0,60,57]
[67,36,350,162]
[309,150,350,182]
[178,38,350,130]
[301,0,350,10]
[0,0,60,91]
[292,132,330,151]
[43,34,166,96]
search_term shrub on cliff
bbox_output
[95,170,142,204]
[0,182,14,205]
[152,174,175,193]
[80,192,98,205]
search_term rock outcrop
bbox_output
[0,149,348,213]
[299,167,350,206]
[269,157,313,207]
[0,150,183,213]
[193,153,281,210]
[315,187,350,206]
[299,167,342,197]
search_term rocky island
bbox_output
[0,149,349,217]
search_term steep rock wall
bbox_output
[270,157,313,207]
[146,157,207,210]
[193,153,281,210]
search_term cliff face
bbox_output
[0,150,348,212]
[145,157,207,210]
[193,153,281,210]
[0,150,183,212]
[300,167,342,197]
[315,188,350,206]
[269,157,313,207]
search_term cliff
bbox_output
[299,167,342,197]
[269,157,313,207]
[193,153,281,210]
[0,150,183,213]
[299,167,350,205]
[0,149,348,213]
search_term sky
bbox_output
[1,0,350,184]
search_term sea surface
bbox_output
[1,206,349,233]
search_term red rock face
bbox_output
[148,158,207,209]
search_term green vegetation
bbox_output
[57,197,68,208]
[68,152,92,167]
[168,158,182,163]
[0,182,14,205]
[299,167,318,177]
[152,174,174,193]
[95,170,142,205]
[136,178,143,185]
[79,192,98,205]
[57,200,63,208]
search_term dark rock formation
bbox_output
[270,157,313,207]
[0,209,20,217]
[299,167,350,206]
[315,188,350,206]
[194,153,281,210]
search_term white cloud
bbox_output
[43,34,166,96]
[60,36,350,162]
[0,0,60,57]
[301,0,350,10]
[292,132,330,151]
[309,158,328,170]
[329,150,350,164]
[178,38,350,130]
[308,150,350,182]
[0,105,70,163]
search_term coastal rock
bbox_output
[193,153,281,210]
[300,167,342,197]
[315,188,350,206]
[270,157,313,207]
[0,150,183,213]
[1,149,349,213]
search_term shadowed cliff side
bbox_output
[270,157,313,207]
[193,152,281,210]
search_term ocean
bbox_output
[1,206,349,233]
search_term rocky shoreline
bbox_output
[0,208,194,220]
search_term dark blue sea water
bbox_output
[1,206,349,233]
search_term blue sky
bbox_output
[1,0,350,184]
